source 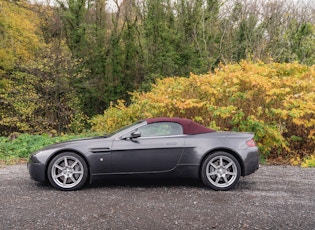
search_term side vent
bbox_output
[90,148,111,153]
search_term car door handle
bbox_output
[166,142,177,145]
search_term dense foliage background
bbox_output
[0,0,314,165]
[90,61,315,164]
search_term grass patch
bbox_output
[0,133,99,165]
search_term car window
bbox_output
[138,122,183,137]
[121,122,183,139]
[107,120,144,137]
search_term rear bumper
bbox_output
[242,148,260,176]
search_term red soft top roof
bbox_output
[146,117,215,135]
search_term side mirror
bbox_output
[130,131,141,139]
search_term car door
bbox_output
[111,122,185,173]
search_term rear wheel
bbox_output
[201,152,241,191]
[47,152,88,191]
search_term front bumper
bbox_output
[27,160,46,182]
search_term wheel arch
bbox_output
[199,148,245,177]
[45,149,91,184]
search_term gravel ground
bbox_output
[0,164,314,230]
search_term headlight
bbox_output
[29,153,41,163]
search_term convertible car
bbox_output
[28,117,260,191]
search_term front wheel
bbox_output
[47,152,88,191]
[201,152,241,191]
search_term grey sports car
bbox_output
[28,117,260,191]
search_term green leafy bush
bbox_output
[301,155,315,167]
[0,133,98,164]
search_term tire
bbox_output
[47,152,88,191]
[201,152,241,191]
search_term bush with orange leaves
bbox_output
[91,61,315,163]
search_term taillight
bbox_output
[246,139,256,147]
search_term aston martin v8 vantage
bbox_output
[28,117,260,191]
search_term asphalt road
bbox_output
[0,164,314,230]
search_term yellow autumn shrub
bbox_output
[91,61,315,162]
[0,0,44,69]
